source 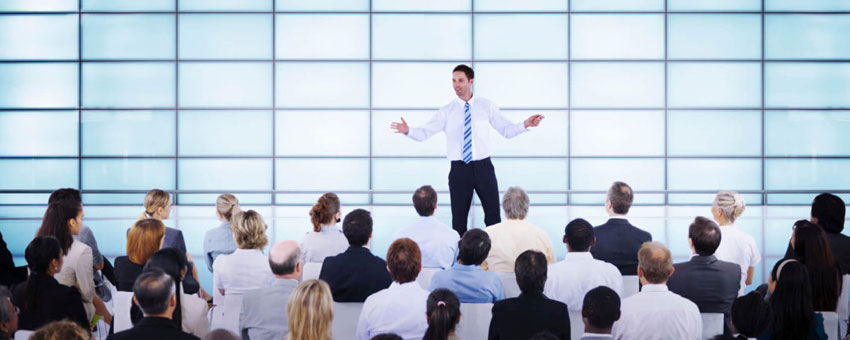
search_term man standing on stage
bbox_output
[390,65,544,235]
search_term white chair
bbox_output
[13,330,33,340]
[416,267,442,289]
[303,262,323,281]
[622,276,640,298]
[455,303,493,340]
[112,291,135,333]
[209,294,243,335]
[837,274,849,337]
[569,310,584,340]
[496,272,520,298]
[819,311,840,340]
[332,302,364,340]
[701,313,724,340]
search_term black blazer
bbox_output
[113,256,200,294]
[785,232,850,275]
[12,275,89,331]
[319,246,392,302]
[590,218,652,275]
[0,231,26,287]
[106,317,199,340]
[667,255,741,314]
[488,293,571,340]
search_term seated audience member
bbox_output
[712,291,773,340]
[29,320,89,340]
[285,279,333,340]
[430,229,505,303]
[203,329,239,340]
[785,193,850,275]
[711,190,760,296]
[667,216,740,314]
[761,259,826,340]
[0,286,17,340]
[612,242,702,340]
[545,218,623,311]
[590,181,652,275]
[115,219,166,291]
[483,187,556,272]
[423,289,462,340]
[319,209,391,302]
[203,194,240,273]
[580,286,621,340]
[371,334,402,340]
[0,232,26,287]
[357,238,429,340]
[107,270,199,340]
[301,193,349,264]
[241,240,302,340]
[394,185,459,269]
[789,220,841,311]
[143,248,209,338]
[488,250,570,340]
[13,237,88,331]
[213,210,275,297]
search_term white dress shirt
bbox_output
[180,285,210,338]
[356,281,430,340]
[544,252,624,311]
[713,224,761,296]
[212,248,275,296]
[55,240,95,319]
[394,216,459,269]
[612,284,702,340]
[483,219,557,272]
[406,96,528,161]
[301,224,349,263]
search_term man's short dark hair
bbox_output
[412,185,437,217]
[48,188,82,204]
[811,193,846,233]
[133,269,174,315]
[607,181,634,214]
[387,238,421,283]
[269,247,301,276]
[370,334,402,340]
[689,216,722,256]
[565,218,594,252]
[458,229,491,266]
[342,209,372,246]
[582,286,621,330]
[515,250,547,295]
[453,64,474,80]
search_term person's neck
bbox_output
[144,312,172,320]
[608,213,627,218]
[275,274,299,281]
[458,92,473,102]
[584,325,612,335]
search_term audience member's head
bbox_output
[24,237,63,310]
[47,188,82,205]
[564,218,595,252]
[127,218,166,265]
[387,238,421,284]
[791,219,839,311]
[143,248,189,327]
[29,321,89,340]
[310,193,341,232]
[811,193,845,233]
[269,240,302,280]
[712,190,745,225]
[286,279,333,340]
[203,329,240,340]
[606,181,633,215]
[423,289,461,340]
[689,216,722,256]
[767,259,813,340]
[140,189,171,220]
[637,242,673,285]
[413,185,438,217]
[502,186,530,220]
[729,291,773,338]
[528,331,559,340]
[231,210,269,250]
[457,229,491,266]
[132,269,176,318]
[581,286,620,334]
[515,250,547,295]
[342,209,372,246]
[0,286,17,339]
[216,193,241,223]
[370,334,402,340]
[35,199,82,256]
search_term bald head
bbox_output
[637,241,673,284]
[268,240,302,279]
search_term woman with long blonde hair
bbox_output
[711,190,760,296]
[286,279,333,340]
[301,193,348,263]
[203,193,241,272]
[212,210,275,297]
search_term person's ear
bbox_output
[132,296,139,306]
[614,310,621,321]
[468,78,474,86]
[170,294,177,307]
[668,266,675,278]
[295,261,303,273]
[562,236,568,245]
[637,267,644,279]
[591,237,597,247]
[811,216,819,224]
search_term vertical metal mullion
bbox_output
[174,2,180,206]
[760,0,768,284]
[566,0,571,207]
[368,0,374,206]
[663,0,669,206]
[272,5,277,207]
[470,0,475,228]
[78,2,83,193]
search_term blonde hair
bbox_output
[231,210,268,250]
[310,193,340,232]
[216,193,241,222]
[713,190,746,224]
[127,219,166,265]
[29,320,90,340]
[286,280,333,340]
[637,241,673,284]
[140,189,170,220]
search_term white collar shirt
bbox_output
[544,252,624,311]
[301,224,349,264]
[712,223,761,296]
[394,216,460,269]
[612,284,702,340]
[356,281,430,340]
[212,248,275,296]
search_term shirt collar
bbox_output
[273,278,300,287]
[233,248,263,255]
[640,283,669,293]
[320,224,340,232]
[689,255,717,264]
[581,333,614,339]
[608,215,628,220]
[451,263,481,271]
[454,94,476,106]
[564,252,594,260]
[390,281,425,291]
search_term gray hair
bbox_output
[502,186,530,220]
[713,190,746,224]
[0,286,10,324]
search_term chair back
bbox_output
[569,310,584,340]
[210,293,244,334]
[13,330,33,340]
[416,267,442,289]
[701,313,724,340]
[622,275,640,298]
[455,303,493,340]
[113,291,135,333]
[496,272,520,298]
[819,311,840,340]
[331,302,364,340]
[303,262,323,281]
[837,274,849,337]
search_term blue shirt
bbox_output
[204,222,237,273]
[394,216,459,269]
[429,263,505,303]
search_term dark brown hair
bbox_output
[387,238,421,284]
[36,200,81,255]
[412,185,438,217]
[310,193,340,232]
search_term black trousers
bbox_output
[449,157,501,235]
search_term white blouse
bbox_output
[713,224,761,296]
[212,248,275,297]
[55,240,95,319]
[301,224,349,264]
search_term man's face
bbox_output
[452,71,473,98]
[1,299,17,336]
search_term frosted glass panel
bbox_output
[372,0,470,11]
[766,15,850,60]
[179,111,272,156]
[0,160,77,190]
[668,15,761,60]
[371,110,447,157]
[82,111,175,156]
[474,0,566,11]
[474,15,567,60]
[0,63,77,108]
[276,159,369,191]
[179,159,272,190]
[276,111,369,156]
[179,0,271,11]
[0,111,78,156]
[0,0,77,11]
[570,159,665,198]
[276,14,369,59]
[276,63,369,108]
[82,63,175,108]
[373,159,450,191]
[490,110,568,157]
[83,0,174,11]
[275,0,368,11]
[668,0,761,11]
[571,0,664,11]
[0,15,78,59]
[766,111,850,156]
[179,14,272,59]
[668,159,762,190]
[82,159,175,190]
[766,159,850,190]
[492,158,568,204]
[571,111,664,156]
[83,14,174,59]
[571,14,664,59]
[372,15,471,60]
[668,110,761,156]
[766,0,850,11]
[571,63,664,108]
[766,63,850,108]
[179,63,272,108]
[372,62,458,108]
[474,63,567,108]
[668,63,761,108]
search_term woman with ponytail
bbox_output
[203,194,241,272]
[142,248,210,338]
[711,190,760,296]
[424,289,462,340]
[301,193,348,263]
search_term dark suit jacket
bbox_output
[106,317,199,340]
[667,255,741,314]
[319,246,392,302]
[785,231,850,275]
[114,256,144,292]
[590,218,652,275]
[488,293,571,340]
[12,275,89,331]
[0,231,26,287]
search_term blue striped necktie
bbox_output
[462,102,473,164]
